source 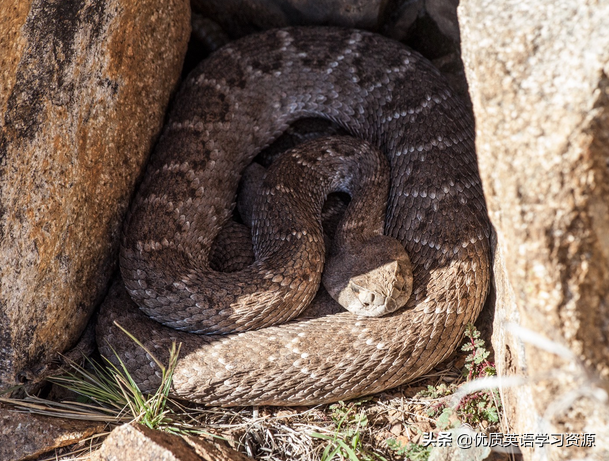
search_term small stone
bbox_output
[390,423,403,436]
[97,423,251,461]
[395,434,411,446]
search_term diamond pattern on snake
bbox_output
[97,27,491,407]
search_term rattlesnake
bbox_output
[97,26,491,406]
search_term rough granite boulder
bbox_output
[459,0,609,459]
[0,0,190,388]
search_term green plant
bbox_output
[416,383,456,400]
[49,323,182,432]
[461,323,496,380]
[455,388,501,425]
[455,324,502,426]
[311,401,386,461]
[387,438,432,461]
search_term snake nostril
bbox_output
[16,371,29,384]
[358,290,374,305]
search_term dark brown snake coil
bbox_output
[97,27,491,407]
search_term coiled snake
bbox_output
[97,27,491,406]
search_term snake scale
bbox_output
[97,27,491,406]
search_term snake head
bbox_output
[322,235,413,317]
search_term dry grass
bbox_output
[34,433,110,461]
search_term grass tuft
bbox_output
[47,322,182,432]
[311,401,387,460]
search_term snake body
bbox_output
[97,27,491,406]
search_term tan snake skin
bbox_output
[97,27,491,406]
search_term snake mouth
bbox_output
[346,282,408,317]
[348,282,390,316]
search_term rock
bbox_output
[383,0,460,45]
[459,0,609,459]
[191,0,386,38]
[381,0,468,103]
[95,423,251,461]
[191,14,230,54]
[425,0,459,43]
[382,0,425,41]
[0,404,105,461]
[0,0,190,389]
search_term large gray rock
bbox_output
[0,0,190,388]
[459,0,609,459]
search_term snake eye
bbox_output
[350,283,360,294]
